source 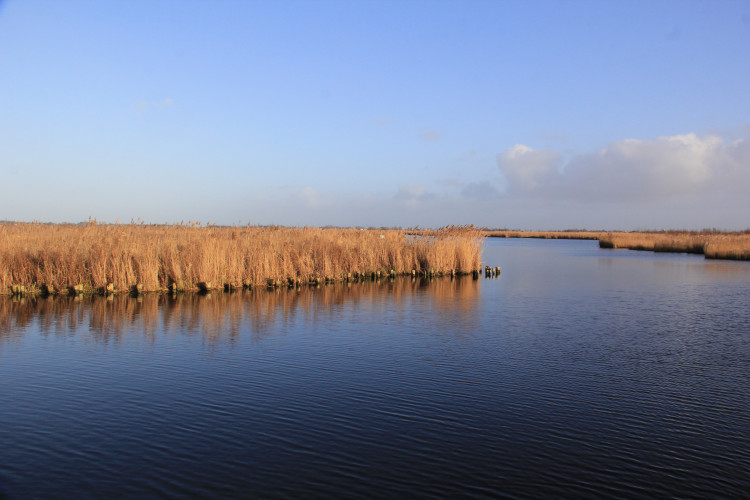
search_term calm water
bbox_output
[2,238,750,499]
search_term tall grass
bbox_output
[704,235,750,260]
[598,231,750,260]
[482,229,750,261]
[484,230,605,240]
[0,223,483,294]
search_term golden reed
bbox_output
[484,230,605,240]
[483,229,750,261]
[0,222,483,295]
[598,231,750,260]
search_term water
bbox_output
[1,238,750,499]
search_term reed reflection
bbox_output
[0,277,480,346]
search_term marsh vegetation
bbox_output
[597,231,750,260]
[0,222,483,295]
[484,229,750,261]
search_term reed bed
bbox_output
[484,230,605,240]
[704,235,750,260]
[482,229,750,261]
[0,223,483,295]
[598,231,750,260]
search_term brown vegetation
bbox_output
[598,232,706,253]
[591,231,750,260]
[483,229,750,261]
[484,230,605,240]
[597,231,750,260]
[0,222,483,295]
[704,236,750,260]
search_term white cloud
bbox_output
[419,129,443,142]
[299,186,320,207]
[498,131,750,202]
[394,183,433,202]
[497,144,560,192]
[136,98,175,113]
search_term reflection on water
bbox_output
[0,277,480,347]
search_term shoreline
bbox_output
[3,272,498,299]
[1,272,499,301]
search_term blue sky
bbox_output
[1,0,749,229]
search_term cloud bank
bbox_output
[498,132,750,202]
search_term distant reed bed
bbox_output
[598,231,750,260]
[0,222,483,295]
[482,229,750,261]
[484,230,605,240]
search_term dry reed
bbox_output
[0,222,483,295]
[482,229,750,261]
[598,231,750,260]
[484,230,605,240]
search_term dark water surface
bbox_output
[2,239,750,499]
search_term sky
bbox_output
[1,0,749,230]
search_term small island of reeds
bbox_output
[484,229,750,260]
[0,222,484,296]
